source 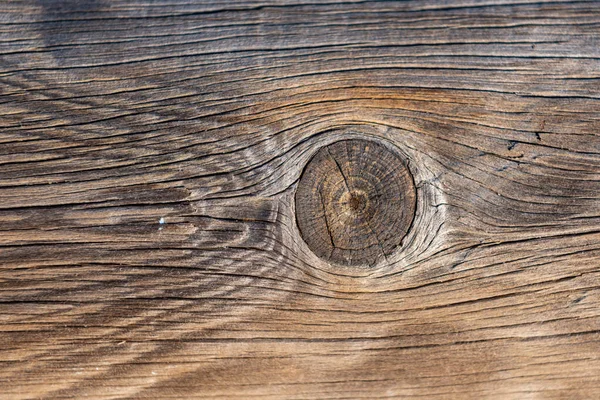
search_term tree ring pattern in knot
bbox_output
[295,139,416,266]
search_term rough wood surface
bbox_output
[1,0,600,399]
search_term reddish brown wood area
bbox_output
[1,1,600,398]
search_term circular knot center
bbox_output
[341,190,368,214]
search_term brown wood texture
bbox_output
[1,1,600,398]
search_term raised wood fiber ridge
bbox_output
[1,0,600,398]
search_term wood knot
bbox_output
[295,139,416,266]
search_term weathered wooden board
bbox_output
[1,0,600,398]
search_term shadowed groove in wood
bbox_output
[295,139,416,266]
